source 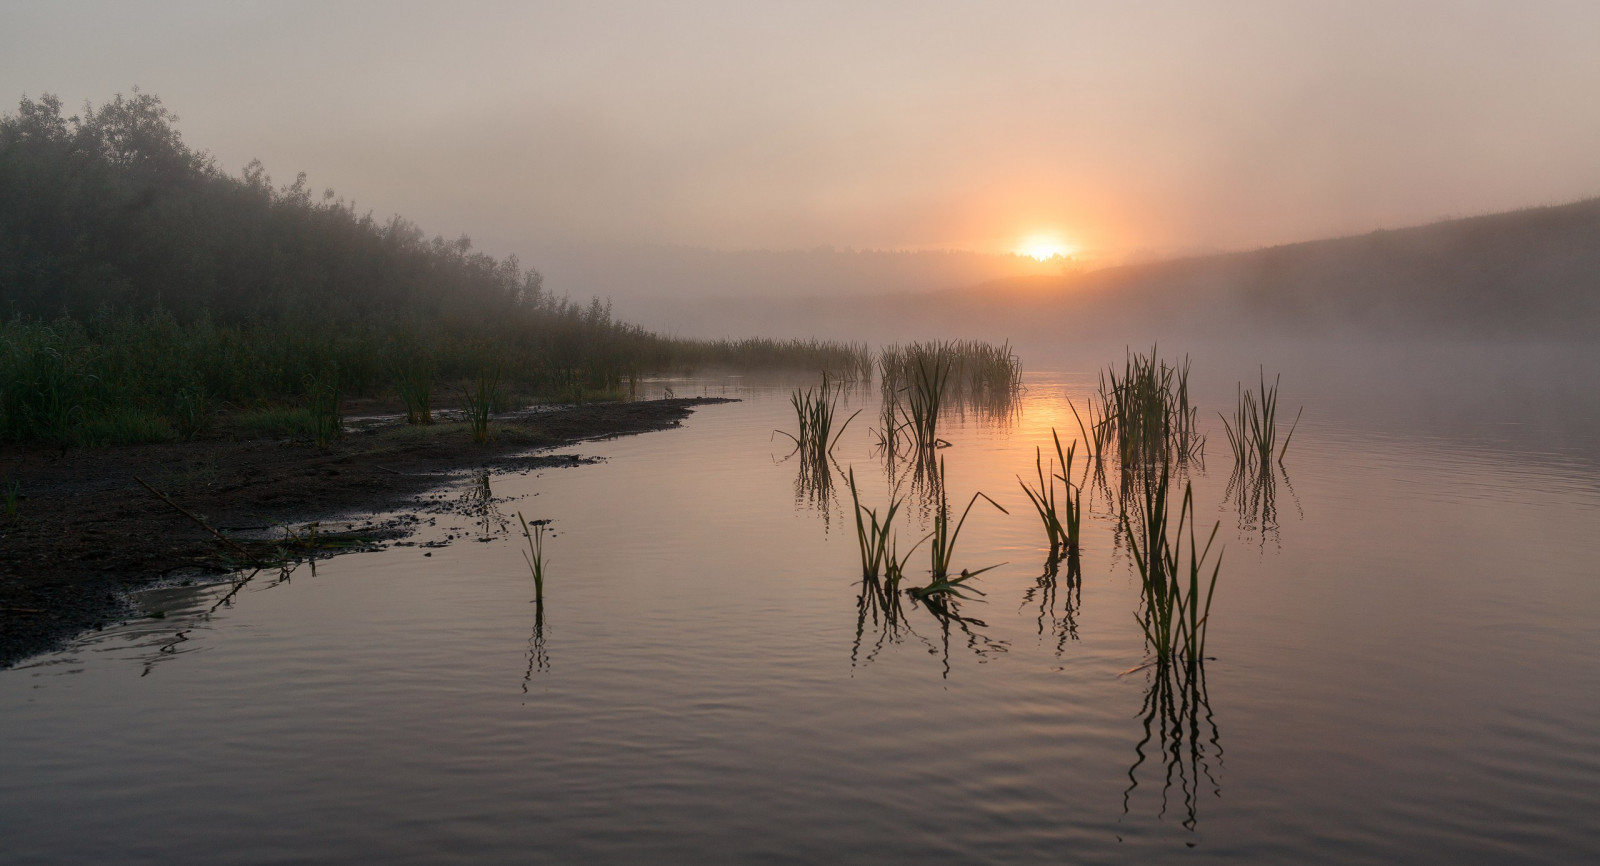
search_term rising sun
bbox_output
[1014,234,1076,261]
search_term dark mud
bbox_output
[0,397,735,668]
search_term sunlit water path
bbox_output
[4,371,1599,863]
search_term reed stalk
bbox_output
[305,373,342,450]
[777,373,861,465]
[1122,468,1222,668]
[462,365,501,443]
[1018,429,1083,556]
[517,511,546,604]
[1219,368,1302,469]
[908,457,1008,600]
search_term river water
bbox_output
[4,353,1599,863]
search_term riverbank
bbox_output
[0,397,735,668]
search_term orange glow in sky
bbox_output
[1013,234,1077,261]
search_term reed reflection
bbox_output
[1021,551,1081,655]
[913,594,1008,680]
[1122,656,1223,833]
[780,447,842,527]
[463,469,509,540]
[522,601,548,690]
[1221,461,1303,550]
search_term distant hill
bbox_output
[959,197,1600,340]
[614,199,1600,345]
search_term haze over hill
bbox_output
[617,198,1600,346]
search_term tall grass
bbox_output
[879,339,1021,405]
[1219,368,1302,469]
[0,312,879,447]
[517,512,547,604]
[1017,429,1083,557]
[391,341,435,425]
[306,373,343,450]
[1121,465,1222,668]
[461,365,502,443]
[1096,347,1204,468]
[879,340,1021,429]
[847,467,915,588]
[909,457,1008,601]
[777,374,860,465]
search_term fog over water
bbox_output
[6,1,1600,313]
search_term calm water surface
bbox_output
[4,364,1600,863]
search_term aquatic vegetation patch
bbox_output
[1095,346,1204,469]
[517,511,547,604]
[776,374,860,466]
[462,365,502,443]
[1219,368,1302,469]
[1121,465,1222,669]
[1017,429,1083,558]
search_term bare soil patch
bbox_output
[0,397,735,667]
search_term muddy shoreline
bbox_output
[0,397,736,668]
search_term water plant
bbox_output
[462,365,502,443]
[776,373,860,465]
[1121,465,1222,669]
[3,479,18,517]
[392,343,435,425]
[1017,429,1083,557]
[1096,346,1204,468]
[847,467,905,584]
[907,457,1008,600]
[1069,398,1111,463]
[877,340,1022,452]
[305,373,342,450]
[1219,368,1302,469]
[517,511,547,604]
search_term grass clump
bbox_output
[461,365,502,443]
[517,511,547,604]
[879,340,1021,438]
[3,479,18,517]
[306,373,342,450]
[1095,346,1204,468]
[776,373,860,466]
[847,466,914,589]
[908,457,1008,601]
[1121,464,1222,669]
[1017,429,1083,558]
[391,340,435,425]
[1219,368,1302,469]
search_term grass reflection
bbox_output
[1122,657,1223,834]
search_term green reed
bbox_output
[777,373,860,465]
[879,339,1022,430]
[391,344,435,425]
[305,373,342,450]
[1018,429,1083,556]
[3,479,18,517]
[1097,347,1204,468]
[1069,398,1111,463]
[462,365,502,443]
[909,456,1008,600]
[1219,368,1301,469]
[848,466,904,583]
[517,511,547,604]
[846,467,919,619]
[1121,465,1221,668]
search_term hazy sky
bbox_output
[6,0,1600,264]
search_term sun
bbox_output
[1014,234,1076,261]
